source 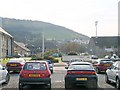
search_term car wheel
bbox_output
[88,80,97,89]
[47,82,51,89]
[51,70,53,74]
[65,82,71,89]
[4,74,10,84]
[105,74,110,84]
[116,78,120,89]
[96,68,100,74]
[19,82,24,90]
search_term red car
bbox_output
[19,61,51,90]
[92,59,113,73]
[6,58,25,73]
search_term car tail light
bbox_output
[45,74,51,78]
[67,71,96,75]
[44,71,51,78]
[20,71,26,78]
[19,63,23,66]
[98,64,103,66]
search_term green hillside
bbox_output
[1,17,89,41]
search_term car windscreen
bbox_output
[68,64,94,70]
[100,60,113,64]
[24,62,47,70]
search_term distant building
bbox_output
[70,38,89,44]
[89,36,119,57]
[14,41,30,56]
[0,27,14,58]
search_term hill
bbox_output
[1,17,89,42]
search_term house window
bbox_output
[106,46,111,48]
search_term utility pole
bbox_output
[42,32,45,58]
[95,21,98,38]
[95,21,98,55]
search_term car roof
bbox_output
[26,60,47,63]
[70,61,91,65]
[97,58,111,61]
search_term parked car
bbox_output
[92,59,113,73]
[46,60,54,73]
[105,61,120,89]
[67,58,83,67]
[91,55,98,59]
[0,64,10,84]
[65,62,98,89]
[6,58,25,73]
[19,61,51,90]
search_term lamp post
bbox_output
[94,21,98,55]
[42,32,45,58]
[95,21,98,38]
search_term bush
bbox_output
[31,55,43,60]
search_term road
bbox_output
[1,66,117,89]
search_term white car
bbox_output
[67,58,83,67]
[0,64,10,84]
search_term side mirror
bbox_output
[2,67,6,70]
[65,66,68,69]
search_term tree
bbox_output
[59,42,87,54]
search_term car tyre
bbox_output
[65,82,71,89]
[47,82,51,90]
[88,80,97,89]
[19,82,24,90]
[116,78,120,89]
[51,70,53,74]
[105,74,110,84]
[4,74,10,84]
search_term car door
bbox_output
[2,66,7,80]
[0,65,3,82]
[111,63,118,82]
[107,62,117,81]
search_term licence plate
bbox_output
[29,74,40,77]
[104,64,110,67]
[10,64,17,66]
[76,78,87,81]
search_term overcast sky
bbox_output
[0,0,119,37]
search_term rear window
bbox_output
[24,62,47,70]
[100,60,113,64]
[68,64,94,70]
[70,59,81,63]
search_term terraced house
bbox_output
[0,27,14,58]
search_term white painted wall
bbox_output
[0,33,2,58]
[8,37,12,56]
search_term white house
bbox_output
[0,27,14,58]
[14,41,30,56]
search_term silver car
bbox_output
[0,64,10,84]
[105,61,120,89]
